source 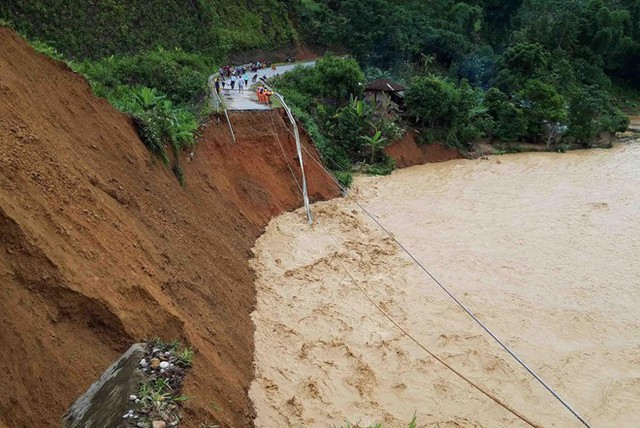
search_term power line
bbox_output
[330,251,541,427]
[298,143,593,428]
[268,110,303,196]
[274,116,541,425]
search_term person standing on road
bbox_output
[264,89,273,104]
[243,72,249,88]
[257,85,265,103]
[238,77,244,93]
[230,74,236,90]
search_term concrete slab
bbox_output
[63,344,146,428]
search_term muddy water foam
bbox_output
[250,144,640,427]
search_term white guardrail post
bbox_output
[209,75,237,144]
[270,91,313,225]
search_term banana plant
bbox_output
[134,87,165,109]
[360,130,387,164]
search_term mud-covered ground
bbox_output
[251,144,640,427]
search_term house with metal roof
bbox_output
[364,79,406,109]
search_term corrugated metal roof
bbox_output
[365,79,405,92]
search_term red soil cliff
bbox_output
[385,129,464,168]
[0,28,339,428]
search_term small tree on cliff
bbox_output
[360,130,387,164]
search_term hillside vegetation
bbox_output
[275,0,639,178]
[3,0,638,177]
[0,0,295,59]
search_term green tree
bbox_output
[405,76,488,148]
[484,87,527,141]
[315,54,365,101]
[567,86,629,145]
[494,42,551,92]
[517,79,567,143]
[360,130,387,164]
[405,76,460,128]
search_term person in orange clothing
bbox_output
[256,86,265,103]
[264,89,273,104]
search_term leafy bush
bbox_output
[364,155,396,175]
[406,76,489,148]
[567,86,629,145]
[377,117,405,142]
[333,171,353,189]
[328,98,373,160]
[315,54,366,101]
[74,48,214,105]
[272,54,389,174]
[65,49,205,184]
[125,87,198,182]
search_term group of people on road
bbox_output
[213,71,250,94]
[213,58,284,105]
[219,60,271,79]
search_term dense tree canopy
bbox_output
[2,0,636,172]
[292,0,639,89]
[289,0,636,149]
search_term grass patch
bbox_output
[341,414,418,428]
[129,340,196,426]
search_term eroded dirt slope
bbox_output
[384,129,463,168]
[0,28,338,428]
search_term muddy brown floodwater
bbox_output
[250,143,640,428]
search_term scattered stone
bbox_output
[68,341,192,428]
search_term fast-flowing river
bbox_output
[249,143,640,428]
